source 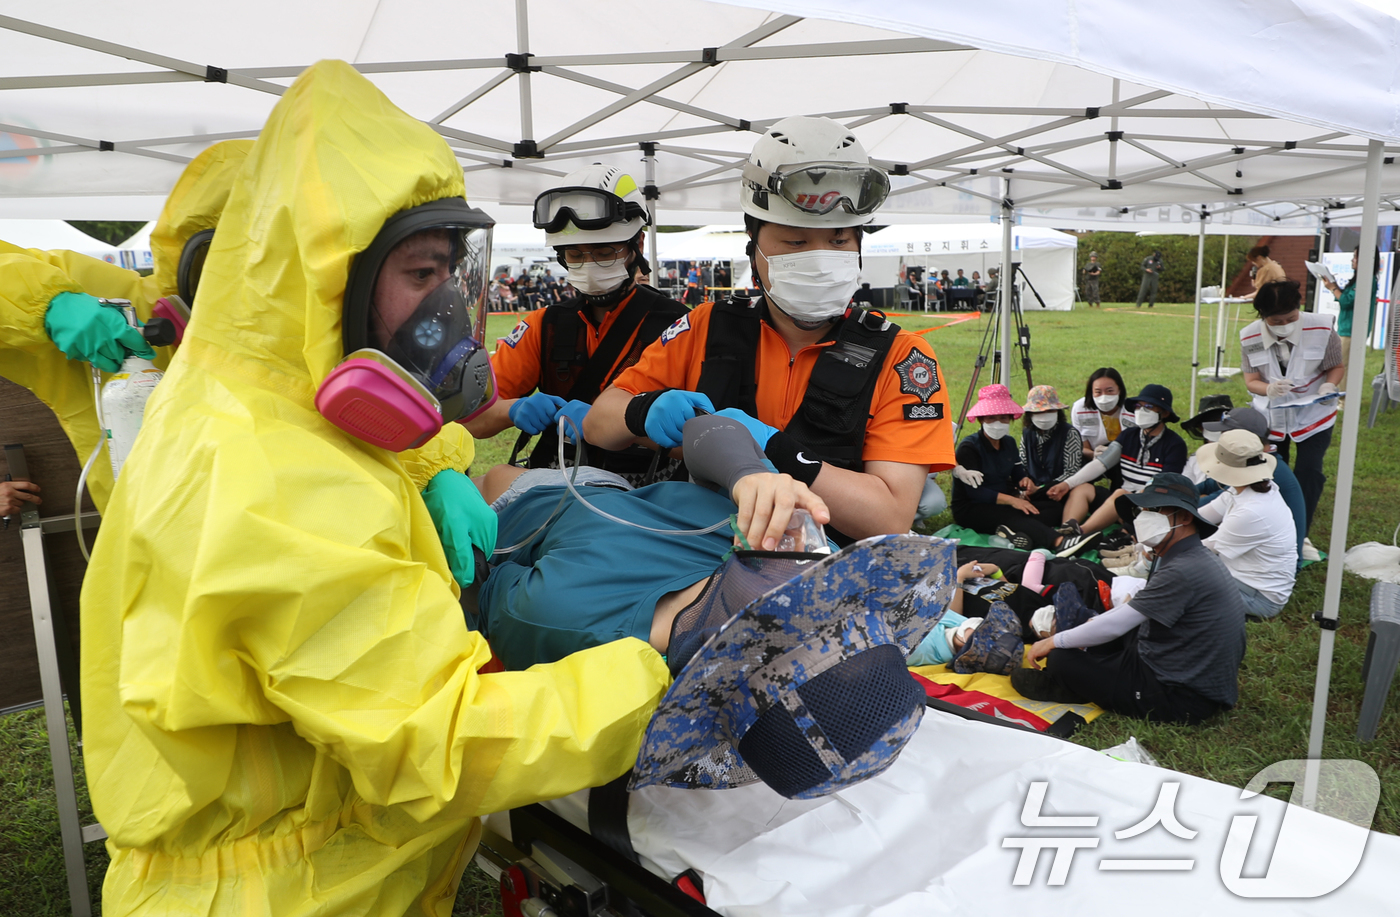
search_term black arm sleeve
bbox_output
[681,414,772,499]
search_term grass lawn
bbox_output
[3,300,1397,916]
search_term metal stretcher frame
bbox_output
[6,443,107,917]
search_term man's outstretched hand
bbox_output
[730,473,830,552]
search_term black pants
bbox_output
[953,502,1060,550]
[1027,491,1067,526]
[1275,427,1332,536]
[1047,640,1225,724]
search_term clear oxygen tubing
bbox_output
[75,363,106,562]
[489,414,732,557]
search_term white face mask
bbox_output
[566,260,630,296]
[1134,407,1161,428]
[981,421,1010,440]
[1031,413,1058,431]
[1133,510,1180,548]
[759,248,861,323]
[1202,428,1222,443]
[1094,394,1120,412]
[1269,321,1299,339]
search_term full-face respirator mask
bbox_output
[316,199,498,452]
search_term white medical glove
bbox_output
[951,464,984,488]
[1266,379,1294,398]
[1318,382,1339,396]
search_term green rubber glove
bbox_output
[422,469,498,588]
[44,291,155,373]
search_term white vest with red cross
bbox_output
[1240,312,1337,443]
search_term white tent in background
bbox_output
[114,220,154,271]
[863,223,1077,310]
[0,219,119,262]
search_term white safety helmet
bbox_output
[534,163,650,247]
[740,116,890,229]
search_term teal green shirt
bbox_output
[1337,278,1379,338]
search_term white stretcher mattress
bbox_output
[521,708,1399,916]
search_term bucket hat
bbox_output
[1202,405,1269,441]
[631,534,958,800]
[950,600,1023,675]
[1021,384,1069,414]
[1124,384,1179,423]
[1181,394,1233,440]
[1114,472,1218,538]
[1196,430,1277,487]
[966,383,1024,420]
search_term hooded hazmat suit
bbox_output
[79,60,670,916]
[0,140,250,511]
[0,139,476,509]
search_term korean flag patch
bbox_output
[660,313,691,346]
[501,319,529,349]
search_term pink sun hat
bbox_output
[965,383,1024,420]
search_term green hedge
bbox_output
[1074,231,1259,303]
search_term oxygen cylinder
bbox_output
[97,300,170,481]
[102,355,163,480]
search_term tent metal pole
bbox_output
[1214,234,1229,378]
[999,180,1014,389]
[642,143,659,277]
[1190,211,1206,408]
[515,0,533,145]
[1302,138,1385,809]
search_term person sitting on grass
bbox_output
[950,383,1097,557]
[1018,384,1094,528]
[1193,430,1297,619]
[1015,473,1247,725]
[1198,406,1307,570]
[1053,383,1187,547]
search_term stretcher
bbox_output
[484,697,1400,916]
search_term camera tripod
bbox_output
[956,262,1047,427]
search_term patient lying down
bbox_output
[470,414,961,799]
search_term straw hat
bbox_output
[1195,430,1277,487]
[966,383,1024,420]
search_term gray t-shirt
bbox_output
[1128,535,1247,706]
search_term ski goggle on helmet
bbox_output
[740,160,889,218]
[317,199,497,452]
[533,183,647,236]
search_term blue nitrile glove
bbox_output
[422,469,498,588]
[645,390,715,448]
[714,407,778,449]
[508,392,568,435]
[556,400,592,440]
[44,291,156,373]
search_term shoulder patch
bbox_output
[903,403,944,421]
[501,319,529,348]
[893,348,941,403]
[660,313,691,346]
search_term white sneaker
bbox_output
[1302,537,1322,563]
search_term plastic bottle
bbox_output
[102,354,164,480]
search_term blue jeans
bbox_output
[1235,578,1284,619]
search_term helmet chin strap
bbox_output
[578,274,636,311]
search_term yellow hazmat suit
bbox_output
[0,140,251,511]
[80,60,670,916]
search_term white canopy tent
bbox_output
[113,219,154,270]
[0,219,118,261]
[862,223,1078,310]
[3,2,1399,913]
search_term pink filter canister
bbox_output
[315,358,442,452]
